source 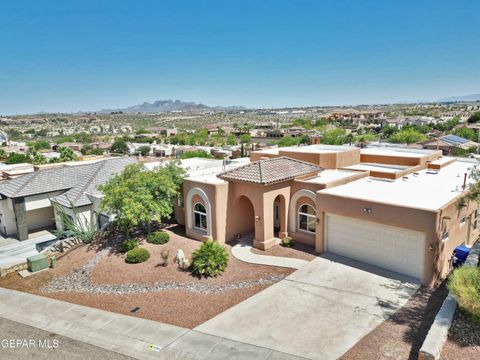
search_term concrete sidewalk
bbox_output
[232,242,310,269]
[0,287,306,360]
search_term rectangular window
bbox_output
[474,210,478,230]
[461,216,466,225]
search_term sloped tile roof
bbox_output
[218,156,323,185]
[0,157,138,207]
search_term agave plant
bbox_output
[52,197,98,244]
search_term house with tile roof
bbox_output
[0,157,137,241]
[177,144,480,286]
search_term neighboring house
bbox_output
[0,157,137,241]
[420,134,479,155]
[177,144,479,286]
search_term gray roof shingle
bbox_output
[0,157,138,207]
[217,156,323,185]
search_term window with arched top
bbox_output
[298,204,316,233]
[193,203,207,231]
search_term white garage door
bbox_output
[326,214,425,280]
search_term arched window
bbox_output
[298,204,316,233]
[193,203,207,231]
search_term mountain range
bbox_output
[438,93,480,103]
[99,99,246,113]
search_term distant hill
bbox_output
[438,94,480,103]
[98,99,246,113]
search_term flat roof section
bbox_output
[304,169,363,185]
[319,160,475,211]
[361,147,439,158]
[280,145,354,154]
[343,163,410,174]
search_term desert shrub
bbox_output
[448,266,480,324]
[147,231,170,245]
[125,247,150,264]
[160,249,170,267]
[280,236,294,248]
[120,239,139,253]
[190,240,229,277]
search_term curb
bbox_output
[418,243,480,360]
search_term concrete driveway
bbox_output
[196,254,420,360]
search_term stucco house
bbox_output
[0,157,137,241]
[177,145,479,286]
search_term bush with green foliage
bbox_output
[389,128,426,144]
[467,111,480,124]
[5,153,31,164]
[147,230,170,244]
[448,266,480,325]
[120,239,139,253]
[190,240,229,277]
[280,236,294,248]
[179,150,212,159]
[125,247,151,264]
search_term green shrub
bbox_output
[448,266,480,324]
[147,231,170,245]
[125,247,150,264]
[120,239,139,253]
[280,236,294,248]
[191,240,229,277]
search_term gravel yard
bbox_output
[0,225,293,328]
[441,309,480,359]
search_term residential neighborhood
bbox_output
[1,1,479,360]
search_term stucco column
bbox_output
[12,197,28,241]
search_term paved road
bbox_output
[0,317,132,360]
[196,254,420,360]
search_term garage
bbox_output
[325,214,425,280]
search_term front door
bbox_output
[274,202,280,230]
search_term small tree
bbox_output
[110,138,129,154]
[99,163,184,234]
[136,145,151,156]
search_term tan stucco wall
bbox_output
[435,199,479,279]
[250,147,360,169]
[360,150,442,167]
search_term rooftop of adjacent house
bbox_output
[319,159,475,211]
[0,157,138,207]
[218,156,323,185]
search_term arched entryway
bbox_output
[227,195,256,242]
[273,194,288,240]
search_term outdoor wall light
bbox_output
[363,207,372,213]
[255,215,260,222]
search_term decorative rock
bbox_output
[42,245,284,295]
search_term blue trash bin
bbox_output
[453,245,470,266]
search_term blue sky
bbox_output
[0,0,479,114]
